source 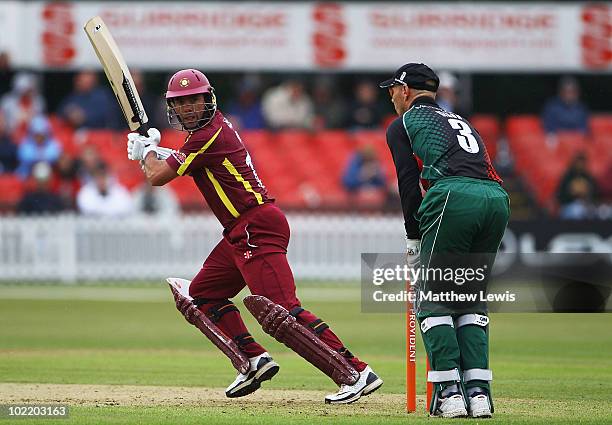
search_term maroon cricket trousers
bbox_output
[189,203,366,371]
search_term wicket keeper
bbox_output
[380,63,510,418]
[125,69,383,404]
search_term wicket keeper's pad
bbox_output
[416,176,510,316]
[244,295,359,386]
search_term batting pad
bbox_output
[166,277,193,301]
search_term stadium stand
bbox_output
[505,114,612,210]
[0,114,609,214]
[0,174,24,211]
[470,114,500,161]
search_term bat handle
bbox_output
[138,122,150,137]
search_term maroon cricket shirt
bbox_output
[166,111,273,229]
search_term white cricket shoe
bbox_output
[225,352,279,398]
[432,393,468,418]
[469,393,492,418]
[324,365,383,404]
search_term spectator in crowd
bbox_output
[598,162,612,202]
[438,71,472,118]
[0,51,14,95]
[342,145,386,193]
[132,183,180,218]
[77,162,133,217]
[0,111,18,173]
[348,80,383,129]
[262,79,314,129]
[542,76,589,135]
[226,75,265,130]
[16,115,62,179]
[52,152,81,210]
[557,152,599,219]
[312,75,348,129]
[58,70,119,129]
[595,163,612,219]
[436,71,458,113]
[0,72,46,135]
[78,144,106,184]
[17,162,65,215]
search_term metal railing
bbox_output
[0,213,405,282]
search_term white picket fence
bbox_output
[0,213,406,282]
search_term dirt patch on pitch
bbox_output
[0,383,411,410]
[2,383,607,422]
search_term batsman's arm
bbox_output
[142,152,177,186]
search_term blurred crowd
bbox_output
[0,50,610,219]
[542,77,611,219]
[0,69,179,217]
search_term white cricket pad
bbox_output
[456,314,489,328]
[421,315,454,333]
[463,368,493,382]
[428,368,461,383]
[166,277,193,301]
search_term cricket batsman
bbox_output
[125,69,383,403]
[380,64,510,418]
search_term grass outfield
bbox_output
[0,283,611,424]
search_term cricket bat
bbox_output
[83,16,149,135]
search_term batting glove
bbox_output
[127,127,160,146]
[127,128,161,161]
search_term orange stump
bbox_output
[426,357,433,412]
[406,283,417,412]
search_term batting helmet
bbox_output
[166,69,213,99]
[166,69,217,131]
